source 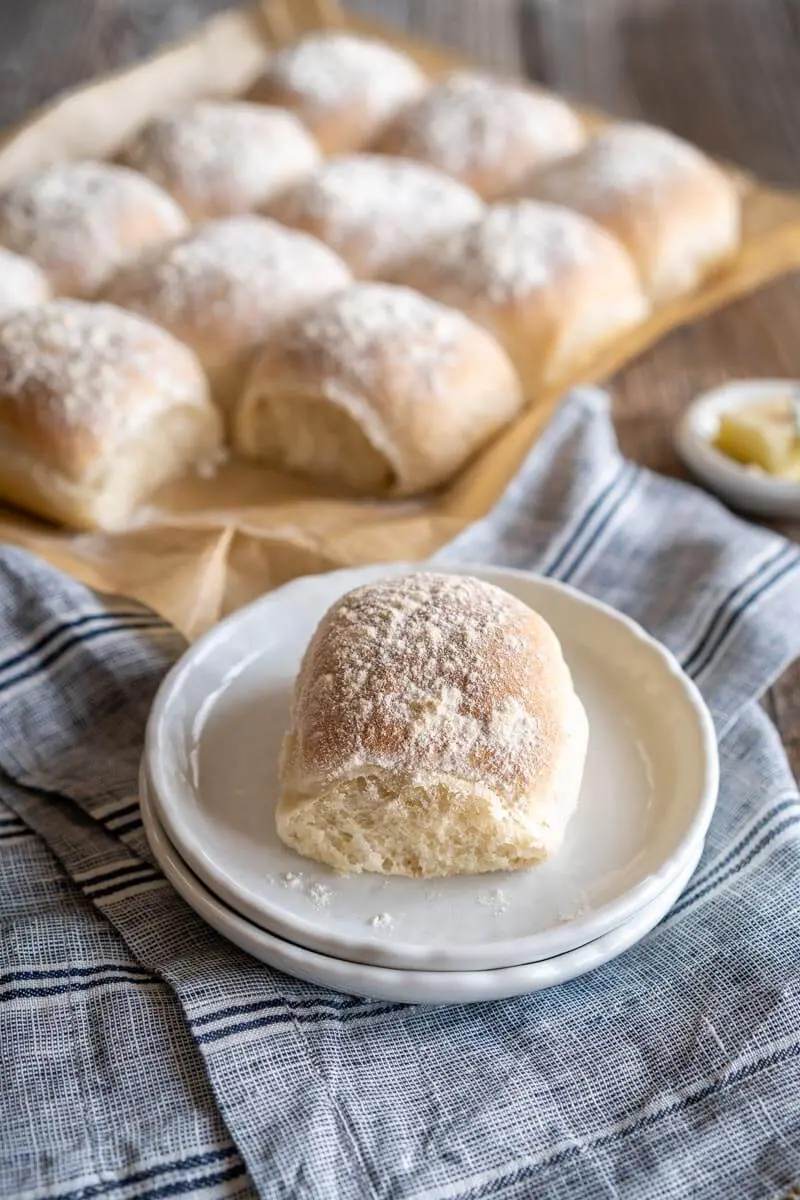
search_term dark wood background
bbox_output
[1,0,798,777]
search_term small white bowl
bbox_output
[675,379,800,520]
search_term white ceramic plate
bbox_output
[141,780,703,1005]
[144,563,717,971]
[676,379,800,519]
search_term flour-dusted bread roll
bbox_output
[374,71,586,200]
[394,200,648,387]
[102,216,351,415]
[0,162,188,298]
[247,32,428,154]
[234,283,523,495]
[266,154,484,278]
[0,299,221,531]
[278,572,589,877]
[0,247,51,317]
[526,123,741,302]
[120,102,321,221]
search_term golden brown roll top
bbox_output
[233,282,524,495]
[374,71,587,199]
[0,299,221,530]
[525,123,741,301]
[101,216,352,416]
[119,102,321,221]
[278,571,589,877]
[247,32,428,154]
[0,161,188,298]
[394,199,649,387]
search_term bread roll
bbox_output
[0,299,221,531]
[0,162,188,298]
[394,200,648,387]
[373,71,586,200]
[0,247,51,317]
[266,154,484,278]
[120,102,321,221]
[278,572,589,877]
[101,216,351,416]
[247,32,427,154]
[526,123,741,302]
[234,283,523,495]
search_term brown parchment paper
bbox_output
[2,2,800,639]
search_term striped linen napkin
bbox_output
[1,388,799,1200]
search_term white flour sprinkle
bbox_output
[122,102,320,219]
[280,871,305,891]
[277,283,474,402]
[308,882,333,909]
[369,912,394,930]
[0,161,187,296]
[405,200,598,306]
[262,32,426,122]
[381,71,584,188]
[103,216,350,340]
[270,155,483,276]
[530,123,709,215]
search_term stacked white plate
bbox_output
[141,564,719,1005]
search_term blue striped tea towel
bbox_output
[1,388,799,1200]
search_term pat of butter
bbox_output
[715,396,800,479]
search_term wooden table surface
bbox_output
[2,0,799,778]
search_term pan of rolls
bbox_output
[0,6,797,612]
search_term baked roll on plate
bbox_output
[120,102,321,221]
[102,216,352,417]
[142,562,718,972]
[0,299,221,531]
[374,71,586,200]
[266,154,484,279]
[394,199,649,387]
[526,123,741,302]
[278,573,589,877]
[247,31,428,155]
[0,161,188,298]
[234,282,523,495]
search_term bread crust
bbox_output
[233,283,524,495]
[120,102,321,221]
[247,33,428,155]
[101,216,352,416]
[278,572,589,877]
[526,123,741,302]
[394,199,649,387]
[0,161,188,298]
[265,154,484,278]
[374,71,586,200]
[0,299,221,530]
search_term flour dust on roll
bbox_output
[0,247,51,317]
[247,32,428,154]
[0,299,221,531]
[102,216,352,416]
[278,572,589,878]
[120,102,321,221]
[374,71,586,200]
[394,199,649,388]
[233,282,523,495]
[525,122,741,302]
[0,161,188,298]
[266,154,484,279]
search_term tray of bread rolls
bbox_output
[1,0,800,637]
